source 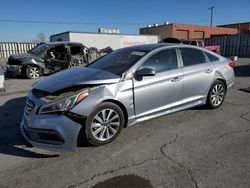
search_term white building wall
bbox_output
[69,33,122,50]
[50,32,159,50]
[69,33,159,50]
[120,35,158,48]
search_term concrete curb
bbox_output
[0,90,29,96]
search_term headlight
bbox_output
[39,91,88,114]
[7,64,19,68]
[31,59,37,64]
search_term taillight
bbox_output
[229,61,235,69]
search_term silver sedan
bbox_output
[0,65,5,92]
[20,44,235,152]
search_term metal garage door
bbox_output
[176,30,189,40]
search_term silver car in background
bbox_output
[20,44,235,152]
[0,64,5,92]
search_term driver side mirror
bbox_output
[136,67,156,77]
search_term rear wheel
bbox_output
[206,80,226,109]
[84,102,124,146]
[26,65,41,79]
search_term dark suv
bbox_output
[6,42,89,79]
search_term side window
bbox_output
[191,41,197,46]
[47,45,66,60]
[197,41,203,47]
[70,46,83,56]
[204,51,219,62]
[180,48,206,66]
[140,49,178,73]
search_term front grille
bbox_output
[23,127,65,145]
[32,88,52,99]
[25,98,35,116]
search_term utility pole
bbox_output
[209,6,215,27]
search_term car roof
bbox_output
[120,43,179,51]
[42,41,83,46]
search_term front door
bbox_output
[133,48,183,119]
[45,45,68,72]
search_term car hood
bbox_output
[9,53,39,62]
[33,67,121,93]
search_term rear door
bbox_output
[133,48,183,119]
[179,47,215,102]
[69,44,86,65]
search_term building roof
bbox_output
[140,22,246,30]
[120,43,179,51]
[217,22,250,27]
[50,31,159,38]
[44,41,83,46]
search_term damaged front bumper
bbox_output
[20,113,82,152]
[5,64,22,77]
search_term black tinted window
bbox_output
[197,41,203,47]
[140,49,177,73]
[205,51,219,62]
[70,46,83,55]
[180,48,206,66]
[191,41,197,46]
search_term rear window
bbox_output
[204,51,219,62]
[180,48,207,66]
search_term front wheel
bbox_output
[206,80,226,109]
[84,102,124,146]
[26,65,41,79]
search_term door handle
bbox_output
[171,76,182,82]
[205,69,213,73]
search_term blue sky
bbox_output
[0,0,249,41]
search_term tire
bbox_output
[84,102,124,146]
[206,80,226,109]
[26,65,41,79]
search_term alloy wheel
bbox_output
[91,108,120,141]
[28,67,40,79]
[210,83,225,106]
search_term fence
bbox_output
[0,42,38,59]
[205,35,250,57]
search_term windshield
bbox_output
[87,48,148,76]
[29,44,50,56]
